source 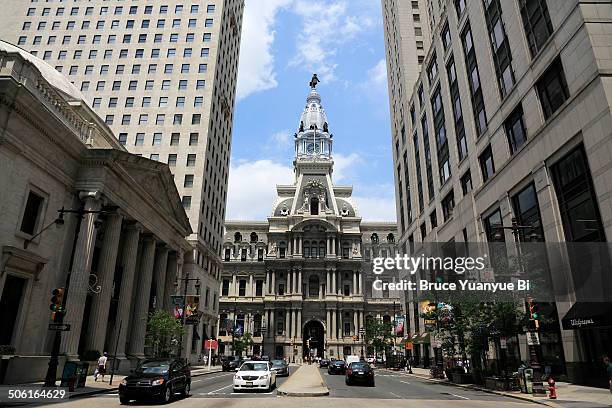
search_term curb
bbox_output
[400,371,561,407]
[276,365,330,397]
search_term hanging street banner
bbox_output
[394,316,404,336]
[170,295,201,324]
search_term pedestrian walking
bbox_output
[96,352,108,382]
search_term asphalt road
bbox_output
[35,365,546,408]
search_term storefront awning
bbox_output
[562,302,612,330]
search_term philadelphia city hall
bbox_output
[218,77,399,362]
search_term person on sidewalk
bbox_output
[96,352,108,382]
[604,355,612,393]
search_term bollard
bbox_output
[548,377,557,399]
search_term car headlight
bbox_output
[234,374,240,380]
[151,378,165,386]
[120,379,127,386]
[260,374,269,380]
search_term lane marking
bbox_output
[193,373,232,383]
[390,392,404,399]
[400,381,411,385]
[450,393,470,400]
[207,384,233,394]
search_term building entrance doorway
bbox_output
[303,320,324,359]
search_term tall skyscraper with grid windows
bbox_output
[0,0,244,358]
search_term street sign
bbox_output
[204,339,218,350]
[48,323,71,331]
[526,332,540,345]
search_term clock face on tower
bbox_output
[306,143,321,154]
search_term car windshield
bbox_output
[271,360,285,366]
[136,361,170,374]
[350,363,368,369]
[240,362,269,371]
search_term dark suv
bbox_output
[328,359,346,375]
[119,358,191,404]
[221,356,243,372]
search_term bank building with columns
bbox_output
[219,78,400,362]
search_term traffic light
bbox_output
[50,288,65,320]
[527,299,540,331]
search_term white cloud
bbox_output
[226,160,294,220]
[353,194,397,222]
[368,59,388,88]
[332,152,360,182]
[269,129,292,149]
[236,0,292,101]
[289,0,375,81]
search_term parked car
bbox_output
[365,356,376,364]
[327,359,346,375]
[345,362,375,386]
[318,359,330,368]
[233,361,277,392]
[119,358,191,404]
[222,356,243,372]
[270,359,289,377]
[260,355,270,361]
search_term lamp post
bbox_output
[174,273,201,357]
[490,217,544,394]
[44,206,114,387]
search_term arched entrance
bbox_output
[303,320,325,359]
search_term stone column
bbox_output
[359,311,364,331]
[331,309,337,340]
[271,270,276,295]
[352,271,357,296]
[285,310,290,338]
[331,270,336,294]
[287,271,292,295]
[152,245,169,310]
[298,269,302,294]
[163,252,179,311]
[326,310,331,339]
[112,223,141,357]
[232,274,237,296]
[326,269,331,294]
[298,236,302,254]
[338,310,343,339]
[358,271,363,295]
[337,270,342,295]
[353,312,358,336]
[296,310,302,338]
[128,235,156,357]
[265,270,270,294]
[269,310,275,338]
[85,212,123,353]
[61,192,102,358]
[249,274,254,297]
[291,309,296,340]
[319,283,324,299]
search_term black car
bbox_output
[346,362,375,386]
[319,359,330,368]
[222,356,243,372]
[327,359,346,375]
[119,358,191,404]
[270,359,289,377]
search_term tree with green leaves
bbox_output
[145,310,186,357]
[233,332,254,357]
[364,318,394,357]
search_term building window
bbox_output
[189,133,198,146]
[431,86,450,185]
[182,196,192,210]
[186,154,196,166]
[484,208,504,242]
[551,145,605,241]
[461,23,487,136]
[184,175,194,188]
[442,22,451,50]
[135,133,144,146]
[20,189,44,235]
[413,132,424,212]
[460,171,472,196]
[427,54,438,85]
[447,57,467,161]
[455,0,466,16]
[442,190,455,221]
[519,0,553,57]
[171,133,180,146]
[255,280,263,296]
[430,210,438,229]
[512,183,544,242]
[168,154,177,167]
[420,222,427,241]
[479,145,495,182]
[118,133,127,145]
[421,115,435,200]
[536,57,569,119]
[504,104,527,154]
[150,154,159,161]
[483,0,514,97]
[152,133,162,146]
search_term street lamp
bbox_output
[174,273,201,357]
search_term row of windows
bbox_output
[22,18,214,31]
[84,79,206,94]
[63,63,207,76]
[20,32,213,45]
[40,46,210,62]
[100,96,205,109]
[118,132,201,147]
[104,113,203,126]
[27,4,215,16]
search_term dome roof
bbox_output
[0,40,85,102]
[299,88,329,132]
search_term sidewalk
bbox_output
[402,367,612,407]
[17,365,223,400]
[277,364,329,396]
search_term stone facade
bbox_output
[0,43,191,383]
[383,0,612,386]
[218,82,401,362]
[0,1,246,360]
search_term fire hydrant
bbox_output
[548,377,557,399]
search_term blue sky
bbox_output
[225,0,396,222]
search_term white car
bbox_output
[366,356,376,364]
[233,361,277,392]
